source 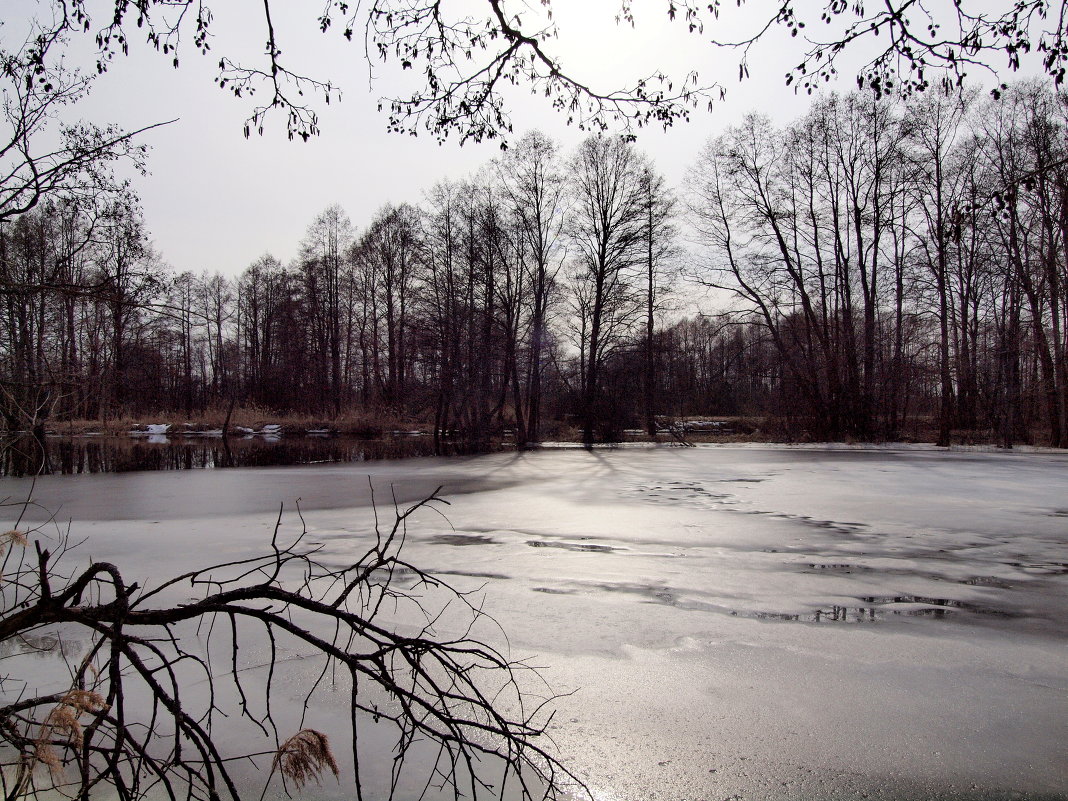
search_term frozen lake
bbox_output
[4,444,1067,800]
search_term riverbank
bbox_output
[38,407,415,438]
[32,411,1050,450]
[3,408,1063,478]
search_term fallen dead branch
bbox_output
[0,486,583,800]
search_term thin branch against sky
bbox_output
[3,1,1047,277]
[3,0,813,277]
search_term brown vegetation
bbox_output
[45,407,426,438]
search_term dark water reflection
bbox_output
[1,434,497,476]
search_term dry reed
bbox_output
[1,529,28,549]
[33,690,109,776]
[271,729,339,790]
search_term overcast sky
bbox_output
[11,1,876,277]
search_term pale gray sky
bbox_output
[5,1,927,277]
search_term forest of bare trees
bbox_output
[689,84,1068,446]
[4,85,1068,448]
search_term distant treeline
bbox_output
[691,82,1068,447]
[2,83,1068,447]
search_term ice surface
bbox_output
[4,445,1067,800]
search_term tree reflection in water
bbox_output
[1,434,500,476]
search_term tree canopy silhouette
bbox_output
[17,1,1067,144]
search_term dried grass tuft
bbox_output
[271,729,339,790]
[1,529,28,547]
[34,690,109,776]
[0,529,29,580]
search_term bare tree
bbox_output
[354,204,422,412]
[498,132,567,447]
[300,207,355,415]
[638,167,676,437]
[904,90,973,446]
[0,489,582,800]
[0,14,161,222]
[568,136,648,444]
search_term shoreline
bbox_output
[19,428,1064,452]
